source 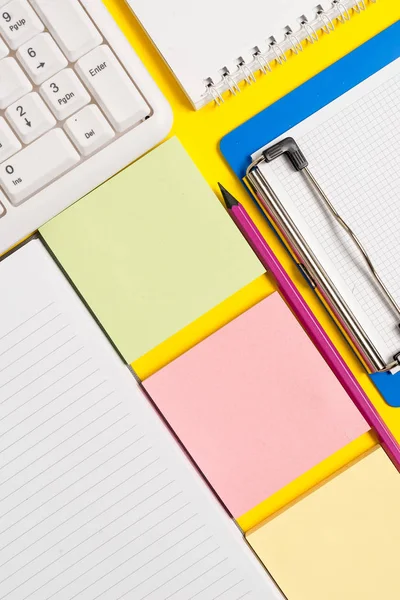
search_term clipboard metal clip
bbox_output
[247,137,400,373]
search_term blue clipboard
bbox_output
[221,22,400,407]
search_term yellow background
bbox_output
[106,0,399,531]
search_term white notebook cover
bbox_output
[127,0,362,108]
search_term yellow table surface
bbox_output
[93,0,400,530]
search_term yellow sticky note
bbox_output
[40,137,264,364]
[247,448,400,600]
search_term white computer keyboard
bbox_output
[0,0,172,254]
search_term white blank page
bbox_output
[256,58,400,363]
[0,240,283,600]
[128,0,332,106]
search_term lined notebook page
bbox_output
[257,58,400,363]
[0,240,282,600]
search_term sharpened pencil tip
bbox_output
[218,183,239,209]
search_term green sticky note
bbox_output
[40,138,264,364]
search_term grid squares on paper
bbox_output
[270,71,400,357]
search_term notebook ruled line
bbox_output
[134,531,213,585]
[113,533,215,600]
[0,333,78,389]
[0,313,62,359]
[0,402,124,498]
[0,378,108,455]
[0,460,167,573]
[0,358,99,423]
[42,515,203,600]
[189,569,238,599]
[57,484,182,584]
[0,325,71,375]
[0,357,94,411]
[0,444,155,553]
[161,556,227,600]
[70,513,201,593]
[9,496,192,600]
[0,420,140,530]
[0,348,86,406]
[99,546,223,600]
[141,555,227,600]
[0,302,54,343]
[0,400,126,508]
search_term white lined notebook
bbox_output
[0,240,283,600]
[254,57,400,365]
[127,0,377,108]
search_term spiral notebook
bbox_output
[127,0,377,108]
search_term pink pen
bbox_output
[219,183,400,471]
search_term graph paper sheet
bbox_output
[255,58,400,364]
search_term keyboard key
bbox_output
[75,45,150,132]
[0,0,44,50]
[0,37,9,58]
[0,129,79,205]
[30,0,102,62]
[64,105,114,156]
[40,68,90,120]
[6,91,56,143]
[16,32,67,85]
[0,117,21,162]
[0,200,6,217]
[0,57,32,109]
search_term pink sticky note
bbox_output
[144,293,368,517]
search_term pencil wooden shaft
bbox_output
[228,200,400,471]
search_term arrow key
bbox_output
[6,92,56,144]
[16,32,67,85]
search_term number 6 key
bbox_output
[16,32,67,85]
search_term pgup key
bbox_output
[0,0,44,50]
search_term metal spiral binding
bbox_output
[318,9,335,33]
[203,0,378,106]
[333,0,351,22]
[269,40,287,64]
[285,30,304,54]
[237,61,256,84]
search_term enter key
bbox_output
[75,45,150,132]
